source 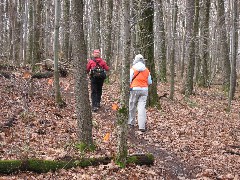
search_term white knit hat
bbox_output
[133,54,146,65]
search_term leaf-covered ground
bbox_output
[0,70,240,179]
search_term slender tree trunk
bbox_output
[8,0,14,62]
[228,0,238,109]
[34,0,43,64]
[62,0,70,62]
[138,0,159,108]
[170,0,177,100]
[14,0,21,66]
[115,0,131,167]
[0,0,4,56]
[23,0,28,65]
[53,0,64,106]
[217,0,231,92]
[155,0,167,82]
[184,0,199,96]
[44,1,51,58]
[104,0,113,69]
[199,0,210,87]
[91,0,101,50]
[181,21,186,79]
[72,0,93,147]
[27,0,34,65]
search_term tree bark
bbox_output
[34,0,43,63]
[138,0,159,108]
[91,0,101,50]
[53,0,64,107]
[199,0,210,87]
[62,0,70,62]
[115,0,131,167]
[184,0,199,96]
[27,0,34,65]
[72,0,93,147]
[155,0,167,82]
[217,0,231,92]
[104,0,113,71]
[169,0,177,100]
[228,0,238,109]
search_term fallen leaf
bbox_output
[64,83,70,91]
[103,132,110,142]
[112,103,118,111]
[23,71,31,79]
[47,79,53,86]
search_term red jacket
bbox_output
[86,58,109,73]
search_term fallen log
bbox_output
[31,70,67,79]
[31,71,53,79]
[0,154,154,174]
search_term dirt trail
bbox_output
[128,128,199,179]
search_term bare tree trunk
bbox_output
[27,0,34,65]
[53,0,64,107]
[44,1,51,58]
[62,0,70,62]
[0,0,4,56]
[115,0,131,167]
[170,0,177,100]
[199,0,210,87]
[91,0,101,50]
[228,0,238,109]
[23,0,28,65]
[72,0,93,148]
[138,0,159,108]
[111,0,121,72]
[184,0,199,96]
[34,0,43,63]
[155,0,167,82]
[217,0,231,92]
[104,0,113,69]
[14,0,21,66]
[8,0,15,63]
[181,26,186,79]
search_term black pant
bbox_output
[91,77,104,107]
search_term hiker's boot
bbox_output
[96,103,100,108]
[92,107,98,112]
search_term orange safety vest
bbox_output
[130,68,150,88]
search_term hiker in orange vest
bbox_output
[128,54,152,132]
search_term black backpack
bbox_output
[90,58,106,79]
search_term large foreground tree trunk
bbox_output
[72,0,93,147]
[115,0,131,167]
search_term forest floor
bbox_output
[0,69,240,180]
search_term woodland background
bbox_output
[0,0,240,179]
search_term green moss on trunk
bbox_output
[0,154,154,174]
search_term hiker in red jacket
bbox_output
[87,49,109,112]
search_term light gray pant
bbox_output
[128,90,148,129]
